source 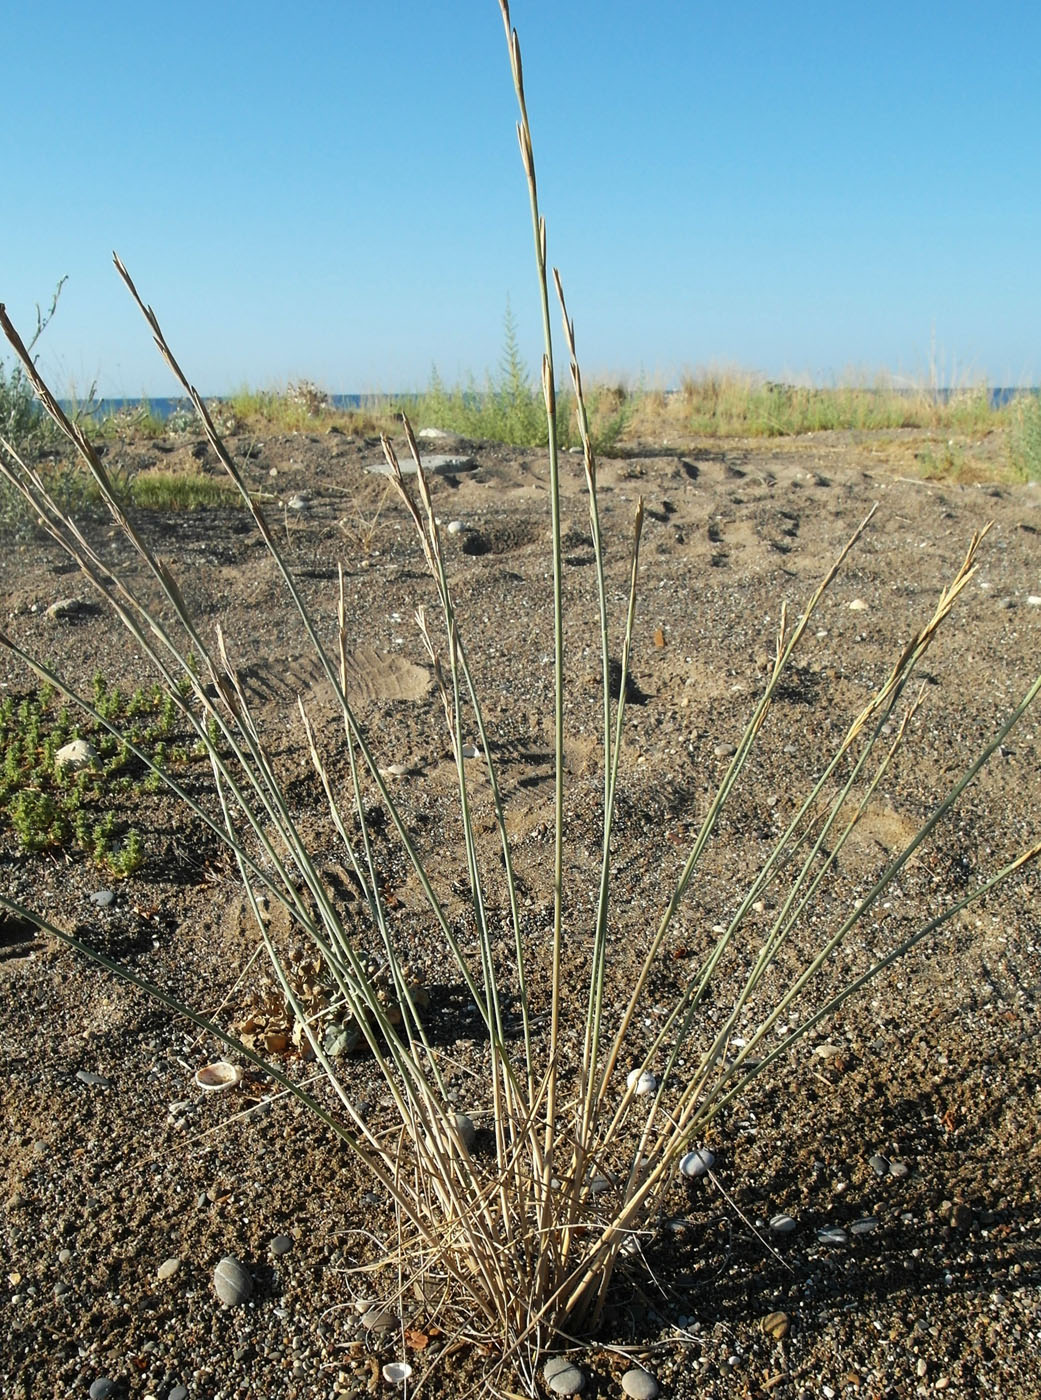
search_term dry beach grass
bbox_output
[0,4,1040,1397]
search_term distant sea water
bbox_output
[63,387,1038,421]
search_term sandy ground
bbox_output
[1,426,1039,1400]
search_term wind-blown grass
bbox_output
[0,2,1038,1389]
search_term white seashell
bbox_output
[194,1062,242,1092]
[383,1362,412,1387]
[626,1069,656,1096]
[679,1147,715,1178]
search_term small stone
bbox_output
[451,1113,476,1151]
[269,1234,293,1257]
[365,453,477,478]
[157,1257,181,1281]
[58,1248,72,1264]
[817,1227,849,1246]
[362,1306,397,1332]
[679,1147,715,1178]
[55,738,96,772]
[213,1255,252,1305]
[89,1381,117,1400]
[626,1068,656,1096]
[543,1357,586,1396]
[769,1213,797,1235]
[868,1153,889,1176]
[445,519,466,535]
[168,1388,189,1400]
[850,1216,879,1235]
[848,598,869,611]
[761,1310,790,1340]
[46,597,95,620]
[889,1160,910,1179]
[89,890,115,908]
[713,741,737,757]
[621,1366,659,1399]
[1026,595,1041,606]
[812,1042,842,1059]
[75,1070,112,1088]
[286,493,309,511]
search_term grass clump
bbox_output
[0,673,201,875]
[670,369,1000,438]
[0,2,1037,1388]
[1008,390,1041,480]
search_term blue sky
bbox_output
[3,1,1039,397]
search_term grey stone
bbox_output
[361,1306,397,1332]
[75,1070,112,1089]
[769,1213,797,1235]
[213,1255,252,1305]
[269,1235,293,1256]
[157,1257,181,1280]
[868,1153,889,1176]
[89,890,115,908]
[543,1357,586,1396]
[622,1367,660,1399]
[168,1387,189,1400]
[46,598,97,620]
[365,453,477,478]
[89,1381,117,1400]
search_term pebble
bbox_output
[889,1159,910,1178]
[851,1215,879,1235]
[1026,595,1041,606]
[627,1069,656,1096]
[75,1070,112,1088]
[679,1147,715,1178]
[621,1366,659,1399]
[365,453,477,478]
[46,597,94,620]
[868,1153,889,1176]
[848,598,869,611]
[362,1306,397,1332]
[286,492,309,511]
[213,1255,253,1305]
[761,1310,790,1340]
[769,1213,797,1235]
[168,1388,189,1400]
[445,519,466,535]
[89,1381,117,1400]
[713,741,737,757]
[543,1357,586,1396]
[157,1257,181,1281]
[269,1234,293,1257]
[55,738,96,772]
[89,890,115,908]
[452,1113,476,1151]
[817,1227,849,1246]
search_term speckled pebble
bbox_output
[543,1357,586,1396]
[213,1255,252,1305]
[157,1257,181,1281]
[621,1366,659,1399]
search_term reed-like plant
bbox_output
[0,3,1038,1390]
